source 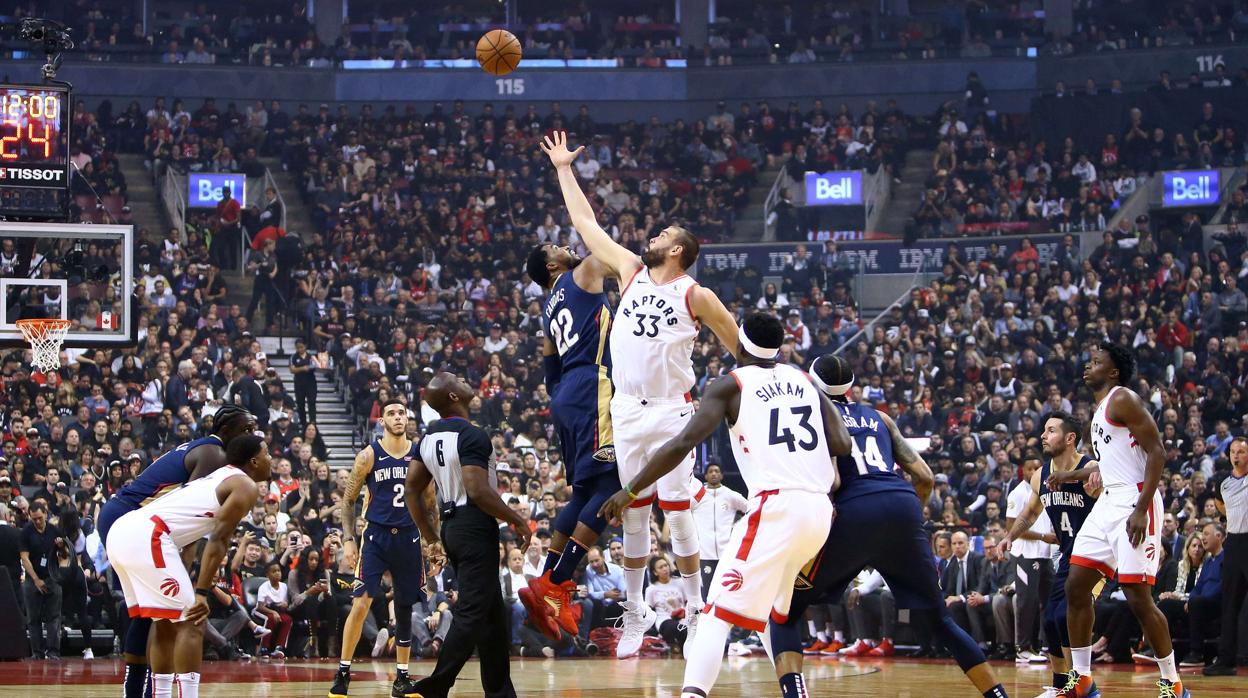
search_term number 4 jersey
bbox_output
[828,401,915,504]
[727,364,838,497]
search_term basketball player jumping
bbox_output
[96,404,258,698]
[329,400,429,698]
[600,313,851,698]
[105,434,272,698]
[541,130,742,658]
[999,412,1099,698]
[767,355,1010,698]
[1059,343,1188,698]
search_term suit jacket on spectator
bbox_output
[940,551,985,598]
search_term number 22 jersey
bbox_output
[542,269,612,377]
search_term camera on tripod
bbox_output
[17,18,74,81]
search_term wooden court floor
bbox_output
[0,655,1244,696]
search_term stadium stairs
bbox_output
[115,154,169,237]
[876,148,933,237]
[732,162,784,241]
[258,336,358,471]
[260,156,316,237]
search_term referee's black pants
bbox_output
[1218,533,1248,666]
[413,505,515,698]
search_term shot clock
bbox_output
[0,84,70,219]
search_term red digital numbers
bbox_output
[0,119,17,160]
[0,92,60,160]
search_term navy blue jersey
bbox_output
[363,439,419,529]
[542,269,612,375]
[1039,454,1096,557]
[831,401,914,503]
[110,435,224,511]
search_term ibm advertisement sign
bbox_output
[188,173,246,208]
[1162,170,1219,207]
[805,171,863,206]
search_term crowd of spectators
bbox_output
[6,1,1247,68]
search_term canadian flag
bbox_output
[97,311,114,330]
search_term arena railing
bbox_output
[161,167,187,242]
[832,250,941,356]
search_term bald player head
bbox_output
[424,372,474,419]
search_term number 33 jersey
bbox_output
[609,266,698,398]
[543,268,613,376]
[727,364,838,497]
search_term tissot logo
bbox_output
[0,165,64,182]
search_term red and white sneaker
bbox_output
[868,639,895,657]
[519,572,563,641]
[840,639,875,657]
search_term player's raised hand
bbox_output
[540,130,583,168]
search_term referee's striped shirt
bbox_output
[1216,471,1248,534]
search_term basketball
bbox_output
[476,29,522,76]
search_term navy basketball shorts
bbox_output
[354,524,426,605]
[550,365,616,486]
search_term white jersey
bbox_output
[139,465,250,548]
[1006,479,1054,559]
[1090,386,1149,489]
[609,266,699,398]
[727,364,838,496]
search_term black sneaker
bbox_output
[1178,653,1205,668]
[391,673,420,698]
[1203,661,1237,676]
[328,668,350,698]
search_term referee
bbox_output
[1207,436,1248,677]
[404,372,531,698]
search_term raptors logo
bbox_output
[721,569,744,592]
[1145,543,1157,561]
[159,578,181,598]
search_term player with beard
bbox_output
[998,412,1100,698]
[540,130,743,658]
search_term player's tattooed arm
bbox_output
[880,411,933,504]
[341,447,374,543]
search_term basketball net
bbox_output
[16,319,71,375]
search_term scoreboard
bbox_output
[0,84,70,219]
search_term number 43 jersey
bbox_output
[727,364,838,497]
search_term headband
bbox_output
[739,325,780,360]
[809,356,853,396]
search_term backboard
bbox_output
[0,221,135,348]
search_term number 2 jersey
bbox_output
[727,363,838,496]
[830,401,915,504]
[364,439,419,529]
[1039,454,1096,559]
[542,268,612,378]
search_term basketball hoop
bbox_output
[16,318,71,375]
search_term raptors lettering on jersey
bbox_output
[1090,386,1147,488]
[610,267,698,398]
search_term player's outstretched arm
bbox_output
[190,475,260,624]
[540,130,641,280]
[599,375,738,521]
[403,458,440,547]
[1002,469,1050,555]
[1113,390,1166,546]
[689,287,742,360]
[1047,459,1103,496]
[879,411,932,504]
[341,447,374,547]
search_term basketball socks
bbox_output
[175,672,200,698]
[624,565,646,604]
[339,660,351,674]
[396,663,409,679]
[779,672,809,698]
[833,629,844,643]
[681,615,732,696]
[1071,646,1092,675]
[679,571,701,607]
[1157,652,1180,682]
[124,663,148,698]
[1053,672,1066,689]
[982,684,1007,698]
[544,549,561,572]
[152,673,174,698]
[551,539,587,584]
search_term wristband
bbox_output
[625,486,639,501]
[195,588,212,597]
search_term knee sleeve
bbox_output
[394,604,413,647]
[667,509,699,558]
[622,505,651,558]
[918,608,986,671]
[124,616,153,657]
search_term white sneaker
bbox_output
[679,604,700,653]
[727,641,753,657]
[615,600,656,659]
[372,627,390,658]
[1029,652,1049,664]
[1033,687,1057,698]
[1015,650,1040,663]
[253,625,272,638]
[82,648,94,660]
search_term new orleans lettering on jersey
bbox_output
[1039,454,1096,555]
[542,271,612,375]
[364,440,419,529]
[831,401,913,503]
[112,435,225,509]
